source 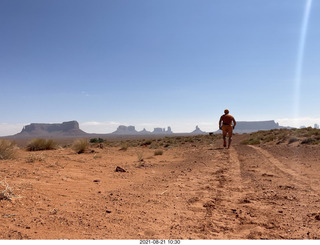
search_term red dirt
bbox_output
[1,135,320,239]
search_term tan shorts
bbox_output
[222,125,233,137]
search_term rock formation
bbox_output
[112,126,173,135]
[3,119,289,139]
[14,121,87,138]
[152,127,173,134]
[191,125,206,135]
[234,120,282,133]
[112,125,138,135]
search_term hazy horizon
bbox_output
[1,117,320,137]
[1,0,319,137]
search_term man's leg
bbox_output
[228,136,232,148]
[227,127,233,148]
[222,127,227,147]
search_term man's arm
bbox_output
[232,118,236,129]
[219,116,222,129]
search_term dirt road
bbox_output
[1,136,320,239]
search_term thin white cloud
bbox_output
[0,123,25,137]
[276,117,320,128]
[80,121,122,133]
[82,121,121,126]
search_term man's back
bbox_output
[220,114,235,125]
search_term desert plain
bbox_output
[1,129,320,240]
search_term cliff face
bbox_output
[152,127,173,134]
[15,121,87,137]
[235,120,280,130]
[233,120,282,133]
[112,125,138,135]
[212,120,283,134]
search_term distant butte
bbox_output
[111,125,173,135]
[12,121,88,138]
[1,120,288,139]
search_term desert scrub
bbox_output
[27,138,58,151]
[26,153,46,163]
[90,138,105,144]
[301,137,320,145]
[119,143,129,151]
[241,129,288,145]
[240,132,263,145]
[0,177,14,201]
[288,137,300,144]
[140,140,152,146]
[241,137,261,145]
[136,151,144,162]
[154,150,163,156]
[0,139,17,160]
[72,138,89,154]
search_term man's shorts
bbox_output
[222,125,233,137]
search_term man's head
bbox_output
[224,109,229,114]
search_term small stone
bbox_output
[115,166,126,172]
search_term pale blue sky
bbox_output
[1,0,320,135]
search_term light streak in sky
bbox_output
[293,0,313,119]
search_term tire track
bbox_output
[235,144,320,239]
[249,145,320,193]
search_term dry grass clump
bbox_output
[0,177,14,201]
[119,143,129,151]
[27,138,58,151]
[26,153,46,163]
[0,139,17,160]
[154,150,163,156]
[89,138,105,144]
[72,138,89,154]
[241,137,261,145]
[136,151,144,161]
[288,137,300,144]
[301,137,320,145]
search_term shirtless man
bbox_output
[219,109,236,148]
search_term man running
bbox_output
[219,109,236,148]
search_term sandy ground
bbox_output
[1,135,320,240]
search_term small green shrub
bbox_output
[262,134,277,143]
[27,138,58,151]
[241,137,260,145]
[0,140,17,160]
[140,140,153,146]
[72,139,89,154]
[301,137,319,145]
[90,138,105,143]
[154,150,163,156]
[288,137,300,144]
